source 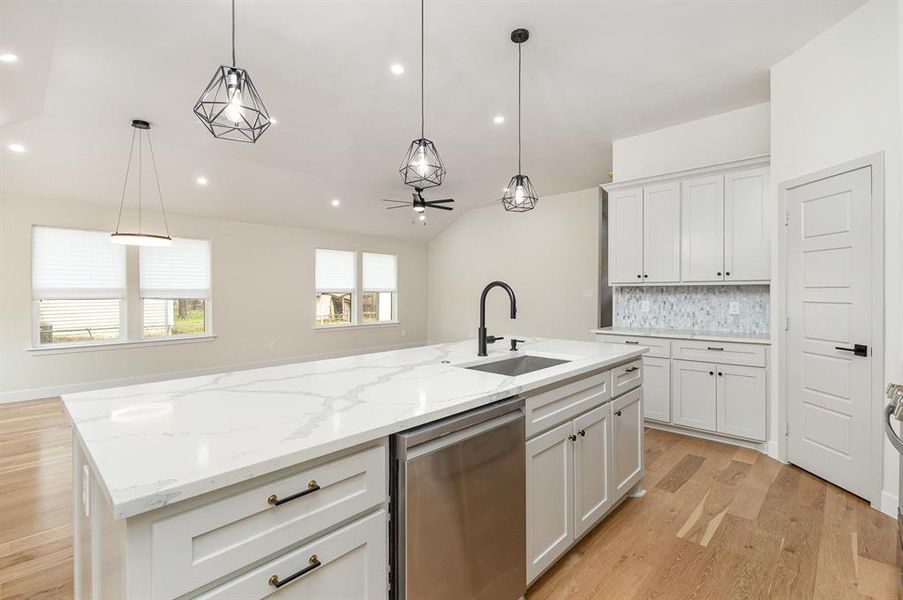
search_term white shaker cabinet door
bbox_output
[671,360,717,432]
[716,363,767,441]
[724,167,770,282]
[526,421,574,584]
[642,182,681,283]
[641,356,671,423]
[608,187,644,284]
[681,174,725,282]
[573,404,612,539]
[612,388,644,500]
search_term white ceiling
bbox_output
[0,0,863,241]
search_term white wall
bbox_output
[770,0,901,514]
[0,197,429,401]
[612,102,770,182]
[427,188,600,344]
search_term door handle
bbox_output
[835,344,868,357]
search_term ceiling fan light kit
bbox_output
[110,120,173,247]
[193,0,271,143]
[501,28,539,213]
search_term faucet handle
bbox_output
[510,338,525,351]
[486,335,504,345]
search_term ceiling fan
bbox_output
[382,187,454,223]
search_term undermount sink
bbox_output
[464,355,571,376]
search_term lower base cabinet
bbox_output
[640,357,670,423]
[197,509,387,599]
[526,385,644,585]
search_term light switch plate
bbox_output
[641,300,650,312]
[583,289,594,298]
[729,301,740,315]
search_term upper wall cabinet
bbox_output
[608,183,680,284]
[604,157,770,286]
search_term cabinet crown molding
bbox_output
[601,154,770,193]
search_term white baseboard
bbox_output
[879,490,899,519]
[645,420,768,453]
[0,341,426,404]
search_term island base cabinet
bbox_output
[526,422,574,584]
[612,388,644,500]
[641,357,670,423]
[574,404,613,539]
[196,510,387,600]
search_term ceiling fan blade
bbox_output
[428,204,454,211]
[385,205,411,210]
[381,198,409,203]
[426,199,455,204]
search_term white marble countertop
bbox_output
[62,338,644,519]
[592,326,771,345]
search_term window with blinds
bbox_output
[315,249,355,326]
[140,238,211,338]
[32,227,126,345]
[362,252,397,323]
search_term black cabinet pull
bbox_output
[624,340,640,345]
[717,272,722,276]
[637,274,642,279]
[615,410,622,416]
[568,434,577,441]
[267,480,320,507]
[725,272,731,276]
[709,371,714,376]
[643,274,648,278]
[578,429,586,437]
[718,372,723,377]
[835,344,868,357]
[268,554,322,588]
[625,366,639,373]
[707,346,724,351]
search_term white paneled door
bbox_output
[787,166,874,500]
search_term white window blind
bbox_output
[315,249,355,291]
[140,238,211,299]
[32,226,126,299]
[362,252,397,292]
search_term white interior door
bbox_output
[608,187,644,284]
[642,182,681,283]
[786,166,874,500]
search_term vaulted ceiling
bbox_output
[0,0,863,240]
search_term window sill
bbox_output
[28,335,217,355]
[314,321,400,332]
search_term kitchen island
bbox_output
[63,337,646,599]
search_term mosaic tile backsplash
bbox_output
[614,285,770,334]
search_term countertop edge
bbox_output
[592,328,772,345]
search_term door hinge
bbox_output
[784,210,790,226]
[785,421,790,436]
[785,316,790,331]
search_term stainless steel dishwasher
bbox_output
[391,396,526,600]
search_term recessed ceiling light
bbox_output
[8,143,25,153]
[418,214,426,221]
[331,198,341,207]
[196,176,208,185]
[0,53,18,63]
[390,63,405,75]
[493,115,505,124]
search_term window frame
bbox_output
[29,225,215,351]
[361,252,398,324]
[314,248,399,330]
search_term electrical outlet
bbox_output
[729,301,740,315]
[583,289,594,298]
[267,340,276,351]
[641,300,650,313]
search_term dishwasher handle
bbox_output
[396,396,524,454]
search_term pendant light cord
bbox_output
[517,41,522,174]
[114,128,137,234]
[146,130,172,238]
[231,0,236,67]
[420,0,424,139]
[138,130,142,234]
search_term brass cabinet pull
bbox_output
[625,366,639,373]
[267,480,320,507]
[268,554,321,588]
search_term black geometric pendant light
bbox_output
[399,0,446,189]
[502,28,539,212]
[111,120,173,247]
[193,0,270,143]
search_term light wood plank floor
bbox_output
[0,400,898,599]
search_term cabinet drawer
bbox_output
[612,360,643,397]
[596,334,670,358]
[196,509,387,600]
[151,445,386,599]
[525,371,611,438]
[671,339,766,367]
